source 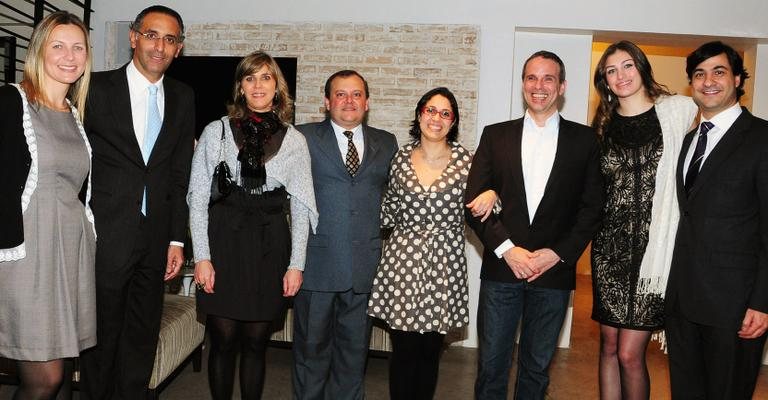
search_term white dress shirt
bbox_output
[126,62,182,248]
[494,110,560,258]
[330,120,365,163]
[126,60,165,159]
[682,102,742,181]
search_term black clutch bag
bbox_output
[209,120,235,206]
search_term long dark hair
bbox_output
[408,87,460,142]
[592,40,671,135]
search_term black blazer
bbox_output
[84,65,195,268]
[0,85,31,249]
[666,108,768,329]
[465,116,604,290]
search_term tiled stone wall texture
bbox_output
[177,22,480,147]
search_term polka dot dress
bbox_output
[368,142,471,334]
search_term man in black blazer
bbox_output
[665,41,768,399]
[292,70,398,400]
[79,6,194,399]
[466,51,603,400]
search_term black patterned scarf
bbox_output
[233,111,283,194]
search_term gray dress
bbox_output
[368,142,471,334]
[0,106,96,361]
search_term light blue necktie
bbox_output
[142,84,161,215]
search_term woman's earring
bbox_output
[607,92,612,102]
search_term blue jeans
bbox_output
[474,280,570,400]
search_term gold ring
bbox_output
[195,282,205,290]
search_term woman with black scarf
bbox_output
[187,51,318,399]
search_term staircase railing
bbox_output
[0,0,92,84]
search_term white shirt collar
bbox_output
[703,102,742,133]
[330,120,362,137]
[329,120,365,161]
[523,110,560,132]
[126,60,164,92]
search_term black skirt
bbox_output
[197,187,290,322]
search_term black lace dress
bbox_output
[591,107,664,330]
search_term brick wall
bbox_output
[107,21,480,147]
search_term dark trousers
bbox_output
[666,314,767,400]
[389,329,445,400]
[292,288,372,400]
[474,279,570,400]
[80,218,165,400]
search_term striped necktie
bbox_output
[684,121,714,194]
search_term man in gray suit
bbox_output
[293,70,398,400]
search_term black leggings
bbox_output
[206,315,272,400]
[388,329,445,400]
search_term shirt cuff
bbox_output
[170,241,184,248]
[494,240,514,258]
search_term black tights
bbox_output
[598,325,652,400]
[207,315,272,400]
[388,330,445,400]
[13,358,72,400]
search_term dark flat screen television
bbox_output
[166,56,297,138]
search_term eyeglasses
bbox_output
[135,30,182,46]
[422,106,455,121]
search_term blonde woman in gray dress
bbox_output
[0,11,95,400]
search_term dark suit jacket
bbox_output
[297,120,397,293]
[465,116,604,290]
[0,85,29,249]
[666,108,768,329]
[84,65,195,268]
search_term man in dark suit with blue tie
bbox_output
[293,70,398,400]
[665,41,768,399]
[79,5,194,399]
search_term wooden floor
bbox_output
[2,274,767,399]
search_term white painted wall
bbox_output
[88,0,768,348]
[511,31,593,124]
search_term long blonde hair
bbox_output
[20,11,92,121]
[227,51,294,124]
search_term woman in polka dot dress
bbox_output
[368,87,496,399]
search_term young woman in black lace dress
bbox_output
[590,41,697,400]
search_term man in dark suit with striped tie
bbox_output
[665,41,768,399]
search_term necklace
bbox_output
[418,145,451,163]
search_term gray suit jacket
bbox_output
[297,119,397,293]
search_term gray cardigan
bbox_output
[187,117,318,270]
